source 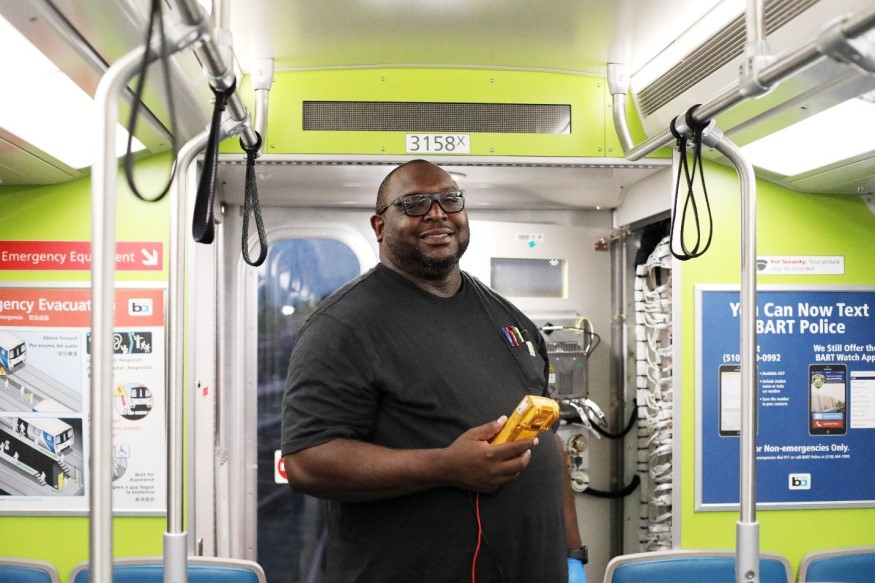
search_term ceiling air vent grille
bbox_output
[303,101,571,134]
[637,0,821,116]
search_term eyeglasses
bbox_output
[375,190,465,217]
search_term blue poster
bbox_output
[696,286,875,509]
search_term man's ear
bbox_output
[370,214,384,242]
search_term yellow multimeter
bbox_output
[490,395,560,445]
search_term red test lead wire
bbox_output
[471,493,483,583]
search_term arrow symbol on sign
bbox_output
[141,248,159,266]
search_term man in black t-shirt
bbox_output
[281,159,586,583]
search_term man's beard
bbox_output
[386,230,470,280]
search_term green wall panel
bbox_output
[0,516,166,581]
[0,154,173,283]
[678,161,875,578]
[0,154,175,581]
[258,68,608,157]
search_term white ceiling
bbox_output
[2,0,874,208]
[227,0,622,76]
[215,0,701,209]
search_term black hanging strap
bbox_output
[240,132,268,267]
[124,0,179,203]
[669,105,714,261]
[192,79,236,244]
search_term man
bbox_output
[282,160,586,582]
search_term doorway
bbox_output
[255,234,370,582]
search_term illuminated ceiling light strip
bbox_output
[740,98,875,176]
[0,15,146,170]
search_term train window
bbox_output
[490,257,567,298]
[256,237,361,583]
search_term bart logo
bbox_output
[128,298,153,316]
[789,473,811,490]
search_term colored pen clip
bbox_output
[501,325,537,356]
[518,328,535,356]
[516,327,536,356]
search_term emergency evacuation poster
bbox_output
[696,286,875,510]
[0,285,166,515]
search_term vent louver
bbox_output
[303,101,571,134]
[637,0,821,116]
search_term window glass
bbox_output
[256,238,361,583]
[490,257,566,298]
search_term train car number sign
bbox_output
[406,133,470,154]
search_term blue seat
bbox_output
[0,557,59,583]
[604,550,792,583]
[797,546,875,583]
[68,557,266,583]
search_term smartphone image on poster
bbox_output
[809,364,848,435]
[719,364,741,436]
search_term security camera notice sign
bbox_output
[755,256,844,275]
[0,284,166,516]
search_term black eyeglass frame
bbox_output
[375,189,466,216]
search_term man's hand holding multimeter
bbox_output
[490,395,560,445]
[440,395,559,493]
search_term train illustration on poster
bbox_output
[0,289,164,512]
[113,383,154,420]
[0,329,83,415]
[0,413,83,496]
[11,414,73,455]
[0,331,27,372]
[0,326,86,499]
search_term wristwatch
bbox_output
[568,546,588,564]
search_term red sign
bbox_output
[275,450,288,484]
[0,241,163,271]
[0,287,164,327]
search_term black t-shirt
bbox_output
[282,264,568,583]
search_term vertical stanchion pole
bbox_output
[165,131,210,583]
[711,136,760,583]
[90,46,149,583]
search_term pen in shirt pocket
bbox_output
[519,327,537,357]
[501,326,519,347]
[501,325,536,357]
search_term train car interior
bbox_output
[1,0,875,582]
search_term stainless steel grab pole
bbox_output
[171,0,259,150]
[92,13,215,583]
[164,130,210,583]
[669,112,761,582]
[91,46,150,583]
[92,2,259,580]
[735,8,763,581]
[712,136,760,583]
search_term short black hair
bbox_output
[375,159,437,212]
